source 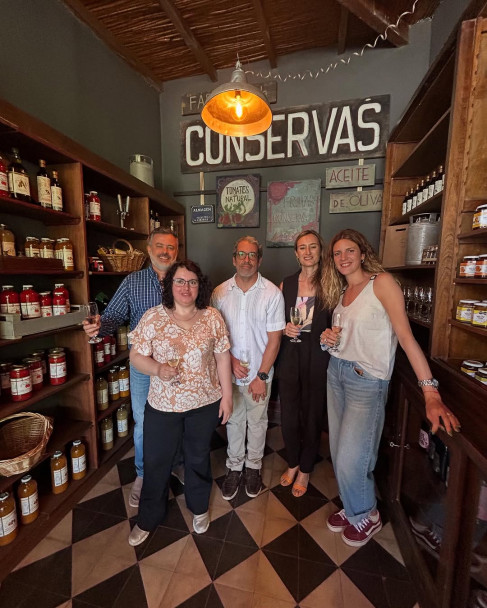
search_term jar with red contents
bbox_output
[53,284,70,312]
[31,350,47,377]
[88,191,101,221]
[94,342,105,368]
[39,292,53,317]
[22,357,43,391]
[0,286,20,314]
[0,362,12,400]
[0,155,8,197]
[20,285,41,319]
[53,293,67,316]
[49,352,67,385]
[10,365,33,401]
[102,336,112,363]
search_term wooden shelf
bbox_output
[96,395,131,422]
[0,195,80,225]
[94,350,129,375]
[390,191,443,225]
[0,325,86,348]
[385,265,436,271]
[89,271,130,277]
[86,219,148,239]
[438,358,487,391]
[449,318,487,337]
[454,278,487,284]
[457,227,487,241]
[0,373,90,418]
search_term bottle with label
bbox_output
[0,155,9,197]
[0,224,16,256]
[116,325,128,351]
[51,450,69,494]
[94,342,105,368]
[0,286,20,314]
[49,351,67,385]
[39,291,53,317]
[7,148,31,202]
[24,236,40,258]
[101,416,114,450]
[116,404,129,437]
[53,292,67,316]
[149,209,155,232]
[0,491,18,546]
[17,475,39,525]
[169,219,178,236]
[102,336,112,364]
[20,285,41,319]
[40,238,55,258]
[96,376,109,410]
[154,212,161,229]
[108,367,120,401]
[50,170,63,211]
[88,191,101,221]
[71,440,87,480]
[428,170,437,198]
[55,238,74,271]
[422,176,431,203]
[53,284,70,312]
[118,365,130,397]
[36,159,52,208]
[435,166,444,194]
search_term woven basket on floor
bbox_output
[98,238,146,273]
[0,412,53,477]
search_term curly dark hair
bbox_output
[162,260,212,309]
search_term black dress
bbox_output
[276,271,330,473]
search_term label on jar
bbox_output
[41,305,53,317]
[109,381,119,396]
[460,260,477,277]
[119,378,129,392]
[102,428,113,444]
[8,172,30,197]
[95,350,105,365]
[51,186,63,211]
[456,306,474,322]
[56,248,74,270]
[2,241,15,256]
[53,465,68,487]
[31,367,43,386]
[117,418,128,433]
[72,454,86,474]
[53,304,67,316]
[461,366,476,377]
[20,493,39,516]
[0,509,17,537]
[473,308,487,327]
[21,301,41,319]
[476,374,487,385]
[40,246,54,259]
[25,245,40,258]
[37,176,51,207]
[103,342,111,356]
[97,387,108,404]
[50,361,67,378]
[89,200,101,217]
[11,377,32,396]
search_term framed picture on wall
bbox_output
[216,174,260,228]
[266,179,322,247]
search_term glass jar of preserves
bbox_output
[24,236,40,258]
[461,360,483,377]
[20,285,41,319]
[475,368,487,385]
[52,293,67,316]
[39,291,53,317]
[22,356,43,391]
[100,417,114,451]
[39,238,55,259]
[55,238,74,271]
[102,336,112,364]
[456,300,478,323]
[96,376,109,410]
[472,203,487,230]
[0,491,18,546]
[88,191,101,221]
[459,256,478,278]
[31,350,47,376]
[94,342,105,368]
[116,326,128,351]
[108,368,120,401]
[53,284,70,312]
[116,404,129,437]
[118,365,130,398]
[71,440,87,480]
[10,364,32,401]
[0,285,20,314]
[18,475,39,524]
[472,302,487,328]
[0,362,12,399]
[49,347,65,355]
[476,254,487,279]
[0,224,16,256]
[51,450,69,494]
[49,351,67,385]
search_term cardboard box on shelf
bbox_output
[382,225,409,268]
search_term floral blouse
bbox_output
[129,305,230,412]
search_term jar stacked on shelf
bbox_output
[1,284,73,318]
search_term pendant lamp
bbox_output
[201,60,272,137]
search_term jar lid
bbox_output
[474,302,487,309]
[89,191,98,195]
[31,351,45,356]
[52,450,63,458]
[119,366,127,371]
[10,364,27,370]
[479,254,487,259]
[462,360,483,368]
[477,368,487,374]
[22,285,33,290]
[475,204,487,210]
[0,492,9,501]
[49,347,65,353]
[39,291,51,296]
[22,357,37,364]
[462,256,478,260]
[2,285,14,290]
[20,475,32,483]
[54,284,65,288]
[72,439,81,446]
[0,362,12,369]
[41,237,52,242]
[459,300,479,304]
[25,236,38,240]
[56,238,69,243]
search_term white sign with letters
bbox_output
[329,189,383,213]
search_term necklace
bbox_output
[170,307,198,322]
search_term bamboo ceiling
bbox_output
[62,0,441,89]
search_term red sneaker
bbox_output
[327,508,351,532]
[342,512,382,547]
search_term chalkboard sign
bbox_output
[191,205,215,224]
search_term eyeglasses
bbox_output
[173,278,199,287]
[235,251,258,260]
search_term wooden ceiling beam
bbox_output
[61,0,163,90]
[250,0,277,68]
[335,0,409,47]
[337,7,349,55]
[158,0,217,81]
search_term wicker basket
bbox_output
[0,412,53,477]
[98,239,147,273]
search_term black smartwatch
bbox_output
[257,371,269,381]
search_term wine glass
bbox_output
[240,349,250,374]
[289,307,302,343]
[167,346,181,385]
[330,311,343,352]
[85,301,102,344]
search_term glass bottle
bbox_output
[50,170,63,211]
[435,166,444,194]
[169,219,178,236]
[88,191,101,221]
[0,285,20,314]
[20,285,41,319]
[0,492,18,545]
[154,212,161,229]
[53,284,70,312]
[118,365,130,397]
[101,417,114,451]
[50,450,69,494]
[0,223,16,256]
[116,404,129,437]
[36,159,51,208]
[428,170,436,198]
[71,440,87,480]
[0,154,9,197]
[7,147,31,202]
[96,376,109,410]
[108,367,120,401]
[17,475,39,524]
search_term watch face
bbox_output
[258,372,269,381]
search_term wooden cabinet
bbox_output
[0,97,185,578]
[379,17,487,608]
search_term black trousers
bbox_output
[137,400,220,531]
[279,332,325,473]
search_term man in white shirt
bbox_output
[211,236,285,499]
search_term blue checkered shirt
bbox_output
[99,266,163,336]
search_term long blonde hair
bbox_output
[321,229,385,309]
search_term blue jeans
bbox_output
[130,365,150,478]
[327,357,389,525]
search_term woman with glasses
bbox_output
[128,260,232,546]
[277,230,330,497]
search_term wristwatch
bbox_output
[257,371,269,381]
[418,378,439,389]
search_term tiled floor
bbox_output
[0,424,420,608]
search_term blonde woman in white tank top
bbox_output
[319,229,460,548]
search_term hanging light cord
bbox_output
[245,0,421,82]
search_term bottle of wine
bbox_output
[37,160,52,208]
[50,170,63,211]
[8,148,31,202]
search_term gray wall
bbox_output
[0,0,162,187]
[161,21,431,286]
[429,0,472,64]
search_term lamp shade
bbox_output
[201,61,272,137]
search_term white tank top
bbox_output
[333,276,398,380]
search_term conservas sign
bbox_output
[181,95,389,174]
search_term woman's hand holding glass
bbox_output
[288,307,302,343]
[320,313,343,352]
[82,302,102,344]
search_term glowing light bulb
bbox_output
[235,94,243,119]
